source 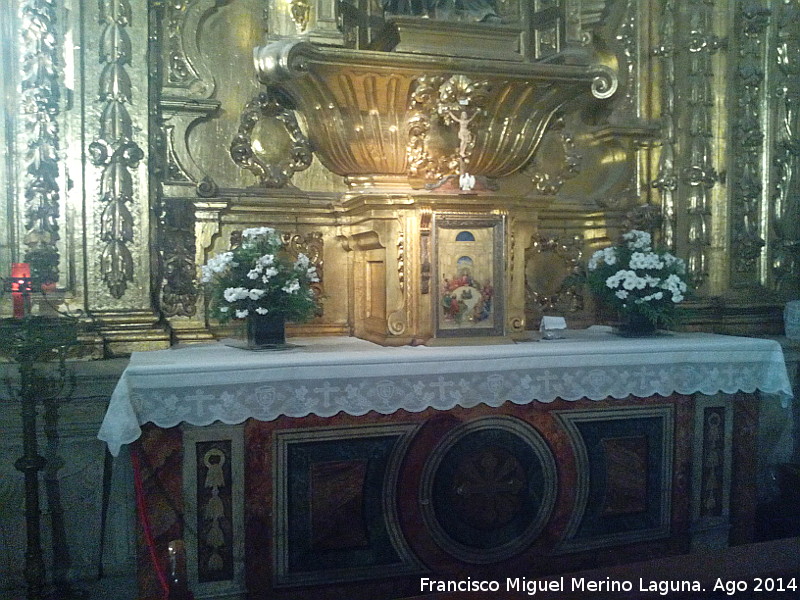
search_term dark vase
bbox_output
[616,311,658,337]
[246,313,286,348]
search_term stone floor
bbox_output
[3,576,137,600]
[5,491,800,600]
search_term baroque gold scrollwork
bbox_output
[289,0,311,32]
[526,120,583,196]
[282,232,324,315]
[525,234,585,319]
[281,231,324,281]
[407,74,491,184]
[772,1,800,292]
[20,0,62,286]
[92,0,142,299]
[230,90,313,187]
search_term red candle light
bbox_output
[11,263,31,318]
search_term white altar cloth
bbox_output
[98,329,793,456]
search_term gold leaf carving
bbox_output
[407,74,490,184]
[20,0,62,285]
[289,0,311,32]
[230,91,313,187]
[94,0,140,298]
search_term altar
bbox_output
[98,329,792,600]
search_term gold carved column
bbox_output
[81,0,169,353]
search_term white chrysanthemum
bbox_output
[588,249,603,271]
[235,309,249,318]
[242,227,275,239]
[219,306,229,313]
[606,270,643,291]
[645,275,661,287]
[294,253,310,270]
[615,290,629,299]
[248,288,265,300]
[223,287,249,302]
[307,267,319,283]
[662,274,687,293]
[201,251,236,283]
[256,254,275,268]
[255,307,269,315]
[282,279,300,294]
[629,251,664,270]
[261,266,279,284]
[247,269,261,280]
[605,272,622,289]
[622,276,638,290]
[623,230,652,251]
[602,247,617,266]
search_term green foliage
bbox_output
[585,230,691,329]
[201,227,320,324]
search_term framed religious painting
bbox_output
[432,213,505,338]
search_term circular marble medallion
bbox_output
[420,416,557,564]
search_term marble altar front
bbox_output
[98,330,793,600]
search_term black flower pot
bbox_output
[246,313,286,349]
[616,312,658,337]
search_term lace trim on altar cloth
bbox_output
[98,332,794,456]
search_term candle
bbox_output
[11,263,31,318]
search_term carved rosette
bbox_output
[19,0,61,286]
[88,0,143,299]
[230,91,313,187]
[652,0,677,249]
[771,1,800,292]
[730,3,770,283]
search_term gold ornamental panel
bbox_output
[253,40,616,184]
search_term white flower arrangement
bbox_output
[201,227,320,323]
[586,230,690,329]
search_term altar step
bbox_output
[401,536,800,600]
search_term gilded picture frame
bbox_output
[432,213,505,338]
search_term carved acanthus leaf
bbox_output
[20,0,62,285]
[95,0,139,298]
[730,2,770,279]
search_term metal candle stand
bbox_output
[1,276,79,600]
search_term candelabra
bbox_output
[2,270,79,600]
